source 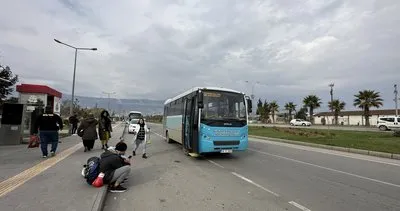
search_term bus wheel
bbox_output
[166,132,172,144]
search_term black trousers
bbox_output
[82,139,95,149]
[72,124,78,134]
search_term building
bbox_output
[314,109,398,126]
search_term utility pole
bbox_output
[395,84,398,117]
[102,91,116,111]
[329,83,334,124]
[245,81,260,119]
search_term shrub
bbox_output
[393,130,400,137]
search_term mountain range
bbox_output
[62,94,165,115]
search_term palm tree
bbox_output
[284,102,296,122]
[303,95,322,124]
[353,90,383,126]
[269,101,279,123]
[328,99,346,125]
[262,100,270,123]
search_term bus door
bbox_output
[183,96,196,152]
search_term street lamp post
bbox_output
[245,81,260,118]
[103,91,116,111]
[329,83,334,124]
[394,84,398,117]
[54,39,97,119]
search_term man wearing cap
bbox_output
[99,142,131,192]
[34,105,64,158]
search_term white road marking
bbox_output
[289,201,311,211]
[231,172,280,197]
[208,160,225,168]
[250,137,400,167]
[153,132,165,139]
[112,124,120,129]
[249,148,400,189]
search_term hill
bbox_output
[62,94,164,115]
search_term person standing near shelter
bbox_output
[34,105,63,158]
[68,114,79,134]
[99,110,112,150]
[77,113,98,152]
[132,118,149,159]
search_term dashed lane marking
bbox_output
[249,148,400,189]
[231,172,280,197]
[207,160,225,168]
[289,201,311,211]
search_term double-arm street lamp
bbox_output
[54,39,97,117]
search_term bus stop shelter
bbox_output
[16,84,62,142]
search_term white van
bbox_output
[377,116,400,131]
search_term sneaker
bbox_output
[132,151,136,156]
[142,153,147,159]
[42,155,47,158]
[50,151,55,157]
[109,185,127,193]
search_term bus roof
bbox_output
[164,86,244,105]
[128,111,142,114]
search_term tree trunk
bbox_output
[309,107,314,124]
[288,111,292,121]
[334,114,339,125]
[272,111,275,123]
[364,107,370,126]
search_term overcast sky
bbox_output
[0,0,399,111]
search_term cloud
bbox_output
[0,0,399,112]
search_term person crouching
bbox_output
[99,142,131,193]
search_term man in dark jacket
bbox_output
[99,142,131,192]
[34,105,63,158]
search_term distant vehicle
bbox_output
[127,111,144,134]
[289,119,312,126]
[163,86,252,156]
[377,116,400,131]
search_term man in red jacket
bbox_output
[99,142,131,192]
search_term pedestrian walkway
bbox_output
[0,123,122,211]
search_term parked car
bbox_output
[289,119,312,126]
[377,116,400,131]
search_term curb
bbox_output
[249,135,400,160]
[91,184,108,211]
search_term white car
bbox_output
[128,119,140,134]
[290,119,312,126]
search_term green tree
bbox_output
[353,90,383,126]
[284,102,296,122]
[295,107,308,120]
[269,101,279,123]
[328,99,346,125]
[303,95,322,124]
[0,65,19,106]
[261,100,270,123]
[5,97,19,104]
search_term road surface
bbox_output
[251,123,382,132]
[104,123,400,211]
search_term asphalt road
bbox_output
[104,123,400,211]
[250,123,382,132]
